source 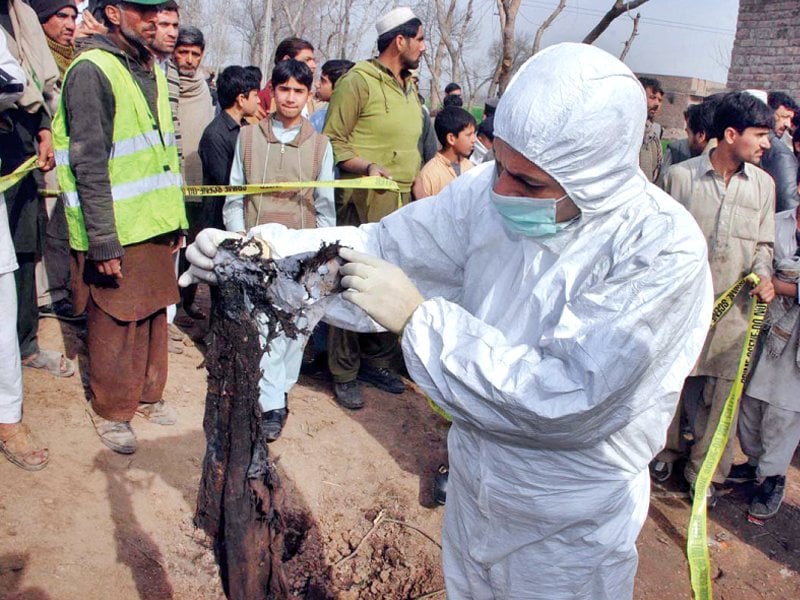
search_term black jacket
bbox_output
[761,131,799,213]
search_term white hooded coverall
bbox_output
[251,43,713,599]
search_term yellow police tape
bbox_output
[182,176,400,197]
[0,156,39,194]
[38,176,401,199]
[428,397,452,422]
[687,273,767,600]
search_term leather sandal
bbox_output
[0,422,50,471]
[21,349,75,378]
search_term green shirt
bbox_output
[323,59,423,192]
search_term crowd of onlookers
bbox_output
[1,0,798,527]
[641,78,800,521]
[0,2,495,468]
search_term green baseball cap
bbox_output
[91,0,169,8]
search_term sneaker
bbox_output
[433,465,448,506]
[39,298,86,322]
[727,462,758,483]
[749,475,786,519]
[333,381,364,410]
[357,365,405,394]
[135,400,177,425]
[649,459,673,483]
[261,408,288,442]
[689,482,718,510]
[87,406,137,454]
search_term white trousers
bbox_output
[0,271,22,423]
[256,314,307,412]
[167,252,179,324]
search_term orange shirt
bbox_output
[415,152,473,198]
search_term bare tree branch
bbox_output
[583,0,651,45]
[531,0,566,55]
[490,0,522,96]
[618,11,640,61]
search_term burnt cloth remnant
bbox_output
[195,238,343,600]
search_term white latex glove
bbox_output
[178,228,244,286]
[339,247,424,335]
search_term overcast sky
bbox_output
[514,0,739,83]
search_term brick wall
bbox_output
[727,0,800,99]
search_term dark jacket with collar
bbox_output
[761,131,799,213]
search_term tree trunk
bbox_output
[449,0,474,86]
[194,240,343,600]
[195,283,287,600]
[494,0,522,94]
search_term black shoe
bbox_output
[649,459,673,483]
[261,408,288,442]
[357,365,405,394]
[300,353,329,379]
[183,303,207,320]
[689,482,718,510]
[333,381,364,410]
[727,462,758,483]
[749,475,786,519]
[433,465,448,506]
[39,298,85,322]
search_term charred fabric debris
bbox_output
[195,238,344,600]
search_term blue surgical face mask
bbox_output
[490,187,570,237]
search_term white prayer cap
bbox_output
[743,89,769,105]
[376,7,417,36]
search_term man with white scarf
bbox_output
[181,43,713,598]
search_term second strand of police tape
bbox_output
[687,273,767,600]
[428,274,768,600]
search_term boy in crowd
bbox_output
[223,59,335,441]
[413,106,476,198]
[198,66,261,230]
[310,59,355,133]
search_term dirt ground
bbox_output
[2,310,800,600]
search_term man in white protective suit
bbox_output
[180,43,713,599]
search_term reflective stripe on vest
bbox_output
[52,49,188,251]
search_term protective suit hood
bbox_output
[494,42,647,215]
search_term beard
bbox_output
[120,23,154,59]
[401,55,420,71]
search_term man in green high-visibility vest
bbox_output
[52,0,188,454]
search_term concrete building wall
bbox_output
[727,0,800,100]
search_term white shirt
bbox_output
[223,118,335,232]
